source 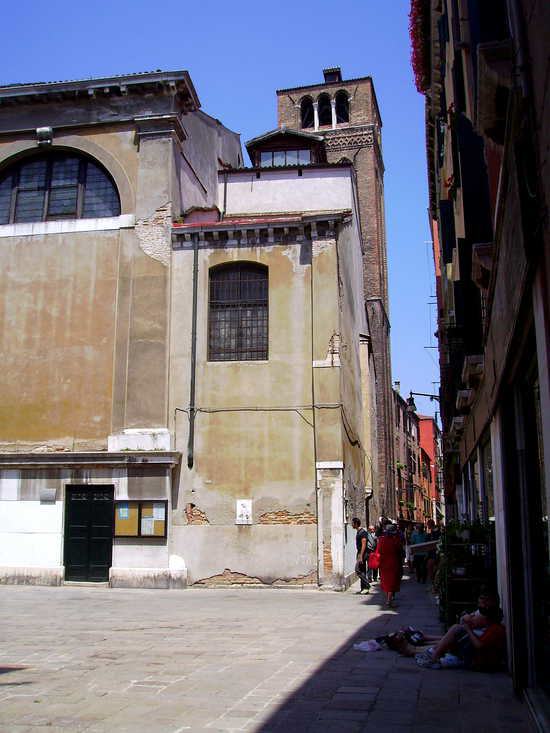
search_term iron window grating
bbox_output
[208,263,268,361]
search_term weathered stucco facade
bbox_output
[0,69,377,590]
[170,165,376,588]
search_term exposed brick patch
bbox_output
[194,569,262,586]
[323,545,333,573]
[272,571,317,586]
[185,503,209,525]
[258,510,316,525]
[135,202,171,266]
[193,568,317,587]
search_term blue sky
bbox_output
[2,0,439,417]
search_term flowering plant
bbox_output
[410,0,430,93]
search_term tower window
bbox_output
[318,94,332,126]
[208,262,268,361]
[0,152,120,225]
[300,97,314,129]
[335,91,350,123]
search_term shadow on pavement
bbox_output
[255,580,529,733]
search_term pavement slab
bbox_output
[0,574,531,731]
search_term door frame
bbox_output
[63,484,115,582]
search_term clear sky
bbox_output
[2,0,439,418]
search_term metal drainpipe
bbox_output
[310,234,320,584]
[187,233,199,468]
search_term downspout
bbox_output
[221,171,228,220]
[310,232,320,584]
[187,233,199,468]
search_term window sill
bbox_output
[0,214,135,238]
[207,360,269,365]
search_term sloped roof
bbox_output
[245,128,324,152]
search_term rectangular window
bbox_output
[286,150,298,165]
[273,151,285,166]
[260,151,273,167]
[14,160,47,223]
[209,264,268,361]
[298,149,311,165]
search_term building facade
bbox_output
[393,388,421,524]
[412,0,549,721]
[0,71,241,587]
[276,69,395,521]
[0,69,378,591]
[418,414,443,523]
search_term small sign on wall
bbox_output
[39,488,57,504]
[236,500,252,525]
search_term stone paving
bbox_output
[0,575,530,732]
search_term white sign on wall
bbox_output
[236,500,252,525]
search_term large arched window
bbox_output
[208,262,268,361]
[0,152,120,225]
[300,97,314,129]
[318,93,332,126]
[335,91,350,123]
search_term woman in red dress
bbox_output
[377,523,403,607]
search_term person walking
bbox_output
[378,523,403,607]
[426,519,441,586]
[410,523,429,583]
[352,518,370,594]
[366,525,378,582]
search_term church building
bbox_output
[0,67,389,589]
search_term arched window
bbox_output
[300,97,314,129]
[335,91,350,123]
[318,93,332,126]
[209,262,268,361]
[0,152,120,225]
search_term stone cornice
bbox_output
[0,451,181,468]
[134,114,187,145]
[0,70,199,110]
[172,211,350,249]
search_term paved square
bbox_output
[0,577,529,731]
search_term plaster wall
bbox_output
[112,540,169,569]
[220,168,353,215]
[180,111,242,213]
[169,220,365,583]
[0,500,62,566]
[172,525,316,585]
[169,238,320,583]
[0,228,121,448]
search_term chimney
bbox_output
[323,67,342,83]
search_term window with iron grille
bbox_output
[0,152,120,225]
[208,263,268,361]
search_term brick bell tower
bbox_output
[277,67,395,520]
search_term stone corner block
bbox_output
[0,566,64,586]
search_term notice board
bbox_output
[114,500,167,538]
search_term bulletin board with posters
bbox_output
[114,501,167,538]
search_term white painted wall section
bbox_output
[220,168,354,216]
[0,500,62,566]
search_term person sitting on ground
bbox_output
[416,590,506,670]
